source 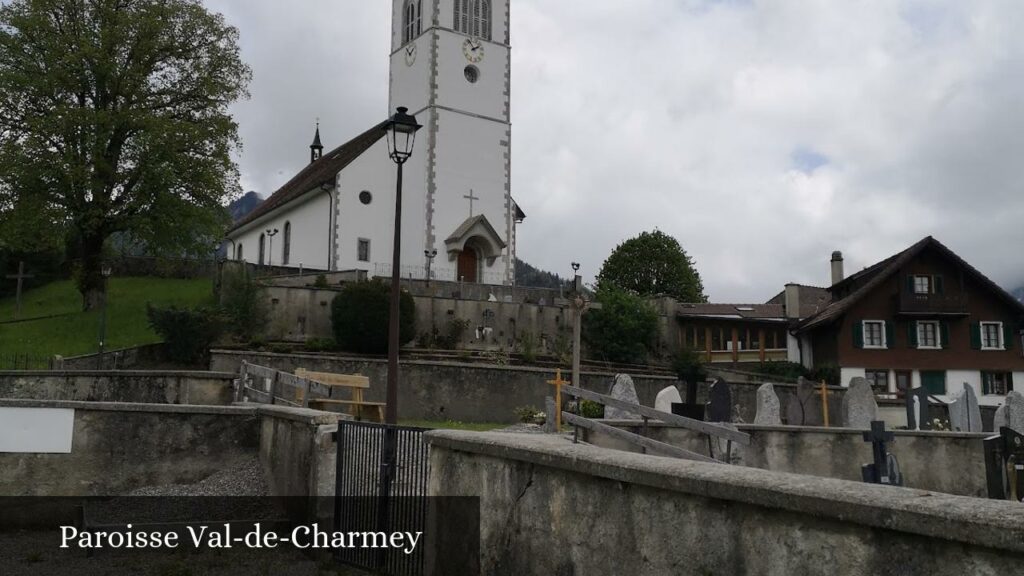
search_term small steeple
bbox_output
[310,120,323,163]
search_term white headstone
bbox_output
[606,374,642,420]
[654,386,682,413]
[949,383,983,433]
[841,377,879,429]
[754,383,782,425]
[995,391,1024,435]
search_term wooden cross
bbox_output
[463,189,479,216]
[547,369,570,432]
[5,261,33,320]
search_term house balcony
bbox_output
[897,292,968,316]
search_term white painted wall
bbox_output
[839,367,866,387]
[230,190,333,271]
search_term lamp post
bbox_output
[266,228,279,267]
[97,264,112,369]
[570,262,582,387]
[424,249,437,283]
[384,106,422,425]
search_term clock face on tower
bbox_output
[404,41,417,66]
[462,38,484,63]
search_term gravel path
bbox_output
[128,456,268,497]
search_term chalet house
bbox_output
[792,237,1024,403]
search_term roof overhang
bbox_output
[444,214,506,262]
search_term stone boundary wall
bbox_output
[427,431,1024,576]
[584,421,989,497]
[247,403,346,500]
[0,370,236,406]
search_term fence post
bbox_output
[235,361,248,403]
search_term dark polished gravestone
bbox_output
[706,379,732,423]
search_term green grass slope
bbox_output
[0,277,214,361]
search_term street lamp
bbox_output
[266,228,279,267]
[383,106,421,425]
[97,264,113,369]
[424,249,438,282]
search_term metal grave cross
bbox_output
[861,420,901,486]
[547,369,570,432]
[463,189,479,216]
[5,261,34,320]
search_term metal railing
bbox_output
[0,353,55,370]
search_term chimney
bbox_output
[831,251,844,286]
[784,283,801,319]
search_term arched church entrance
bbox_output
[457,248,478,283]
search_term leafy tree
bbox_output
[219,265,269,341]
[331,281,416,355]
[146,303,223,365]
[0,0,251,309]
[596,230,707,302]
[582,286,658,364]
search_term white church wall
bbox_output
[335,139,399,274]
[433,31,509,122]
[232,191,333,271]
[388,29,432,116]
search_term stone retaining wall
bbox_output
[0,370,236,406]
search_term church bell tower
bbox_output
[389,0,515,285]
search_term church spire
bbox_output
[310,121,323,163]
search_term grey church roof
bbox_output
[229,121,387,234]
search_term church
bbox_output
[226,0,524,285]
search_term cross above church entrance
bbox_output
[463,189,479,216]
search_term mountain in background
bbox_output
[228,191,263,222]
[515,259,571,290]
[1013,286,1024,303]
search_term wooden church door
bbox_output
[457,250,478,282]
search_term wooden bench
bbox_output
[295,368,385,423]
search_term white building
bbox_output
[226,0,524,285]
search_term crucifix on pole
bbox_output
[5,261,34,320]
[568,263,601,396]
[463,189,479,216]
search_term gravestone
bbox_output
[706,379,732,422]
[605,374,642,420]
[841,377,878,429]
[654,386,682,413]
[543,397,557,433]
[994,391,1024,435]
[949,383,983,433]
[754,383,782,425]
[785,377,822,426]
[905,386,932,430]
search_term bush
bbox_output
[146,304,223,365]
[220,266,269,341]
[809,363,840,387]
[517,332,538,363]
[579,400,605,419]
[672,346,706,385]
[582,286,658,364]
[756,361,808,382]
[304,338,337,353]
[514,405,543,424]
[313,274,329,288]
[331,280,416,354]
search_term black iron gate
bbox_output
[334,421,430,576]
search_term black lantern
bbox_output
[386,106,422,164]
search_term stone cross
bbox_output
[5,261,34,320]
[842,377,879,429]
[463,189,479,216]
[861,420,901,486]
[754,383,782,425]
[546,369,570,431]
[949,383,983,433]
[605,374,642,420]
[654,385,682,413]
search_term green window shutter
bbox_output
[940,321,950,349]
[885,321,895,349]
[970,323,982,350]
[934,275,944,294]
[908,321,918,348]
[853,320,863,349]
[1005,324,1015,350]
[907,275,915,293]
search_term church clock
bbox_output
[462,38,484,63]
[404,41,417,66]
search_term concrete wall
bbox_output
[0,370,236,406]
[253,403,343,498]
[0,400,258,496]
[427,431,1024,576]
[584,422,989,497]
[211,350,678,423]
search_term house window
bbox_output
[913,275,931,294]
[865,369,889,394]
[981,322,1004,350]
[863,320,886,348]
[454,0,491,40]
[282,221,291,266]
[357,239,370,262]
[402,0,422,45]
[982,372,1013,395]
[917,321,940,349]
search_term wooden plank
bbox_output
[563,412,717,463]
[309,399,386,407]
[243,386,273,404]
[295,368,369,389]
[276,372,310,406]
[562,384,750,445]
[246,364,278,379]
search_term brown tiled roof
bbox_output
[676,303,786,320]
[228,121,388,234]
[797,236,1024,332]
[765,285,832,318]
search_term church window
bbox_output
[357,239,370,262]
[258,233,266,265]
[454,0,490,40]
[359,191,373,205]
[464,65,479,83]
[236,243,243,261]
[282,221,291,266]
[402,0,422,45]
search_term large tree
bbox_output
[596,230,707,302]
[0,0,250,309]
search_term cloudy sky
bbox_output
[205,0,1024,301]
